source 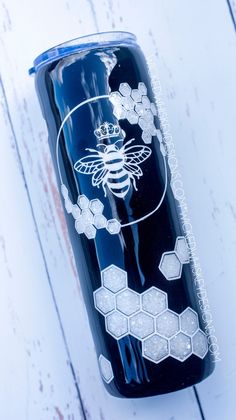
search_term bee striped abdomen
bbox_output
[105,152,130,198]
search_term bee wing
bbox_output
[74,155,105,174]
[124,145,152,165]
[92,167,108,187]
[123,162,143,177]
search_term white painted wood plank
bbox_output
[93,0,236,418]
[1,0,235,418]
[0,80,83,419]
[0,0,203,418]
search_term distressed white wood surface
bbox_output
[0,0,235,419]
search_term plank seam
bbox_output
[226,0,236,31]
[193,385,206,420]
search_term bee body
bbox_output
[74,137,152,200]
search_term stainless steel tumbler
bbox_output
[30,31,214,398]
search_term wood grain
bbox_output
[0,0,235,419]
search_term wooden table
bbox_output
[0,1,235,418]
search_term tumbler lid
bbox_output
[29,31,137,75]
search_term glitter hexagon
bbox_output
[93,264,208,366]
[77,194,89,209]
[110,82,158,144]
[142,334,169,363]
[159,251,182,280]
[98,354,114,384]
[106,219,121,235]
[129,312,155,339]
[175,236,190,264]
[170,332,192,361]
[106,311,128,339]
[156,309,179,338]
[180,308,199,336]
[192,330,208,358]
[116,289,140,316]
[102,265,127,293]
[94,287,115,315]
[159,236,190,281]
[141,287,167,316]
[89,198,104,215]
[60,184,121,239]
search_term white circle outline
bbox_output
[56,94,168,228]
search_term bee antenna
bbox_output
[114,138,124,145]
[124,138,135,147]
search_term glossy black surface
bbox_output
[34,40,214,398]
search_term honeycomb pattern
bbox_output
[110,82,159,144]
[93,264,209,365]
[98,354,114,383]
[159,236,190,280]
[61,184,121,239]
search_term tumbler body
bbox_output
[32,32,214,398]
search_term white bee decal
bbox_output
[74,137,152,199]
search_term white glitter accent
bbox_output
[156,309,179,338]
[98,354,114,383]
[175,236,190,264]
[158,236,191,280]
[94,287,115,315]
[84,224,96,239]
[93,214,107,229]
[89,198,104,214]
[65,198,73,214]
[112,104,126,120]
[106,219,121,234]
[77,194,89,209]
[94,265,208,366]
[135,103,146,116]
[122,96,134,110]
[142,334,169,363]
[119,82,132,97]
[106,311,128,339]
[192,330,208,359]
[180,308,199,336]
[142,96,151,109]
[110,82,159,145]
[139,116,149,130]
[131,89,142,102]
[102,265,127,293]
[61,184,68,198]
[81,209,93,225]
[138,82,147,95]
[159,251,182,280]
[60,185,121,239]
[141,131,152,144]
[129,312,155,339]
[141,287,167,315]
[71,204,81,219]
[126,110,139,124]
[116,289,140,316]
[75,216,84,234]
[170,332,192,361]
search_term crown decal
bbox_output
[94,122,120,140]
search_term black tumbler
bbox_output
[30,31,214,398]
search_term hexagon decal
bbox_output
[129,312,155,339]
[106,311,128,339]
[143,334,169,363]
[141,287,167,316]
[102,265,127,293]
[170,332,192,361]
[159,251,182,280]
